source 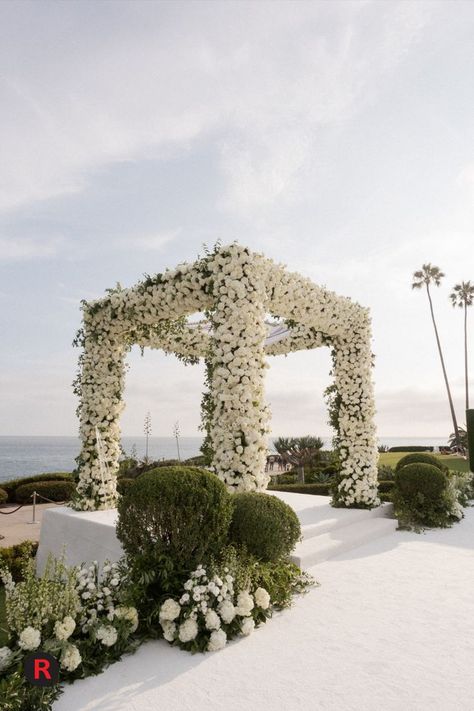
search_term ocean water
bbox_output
[0,435,449,483]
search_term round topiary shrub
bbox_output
[0,487,7,504]
[15,480,76,504]
[395,453,448,473]
[116,477,135,495]
[393,463,454,528]
[229,492,301,562]
[116,466,233,571]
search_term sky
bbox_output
[0,0,473,440]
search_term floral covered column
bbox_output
[332,314,379,507]
[74,305,127,511]
[209,245,270,491]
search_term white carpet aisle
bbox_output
[54,507,474,711]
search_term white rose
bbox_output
[159,598,181,622]
[0,646,12,671]
[54,616,76,641]
[178,618,198,643]
[235,591,254,617]
[208,629,227,652]
[161,620,177,642]
[18,627,41,651]
[254,587,270,610]
[218,600,236,624]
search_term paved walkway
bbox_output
[0,503,56,547]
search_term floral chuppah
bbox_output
[73,243,378,511]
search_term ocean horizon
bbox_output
[0,435,451,482]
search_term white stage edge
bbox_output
[36,492,395,573]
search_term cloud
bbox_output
[117,230,179,252]
[0,1,432,215]
[0,236,63,261]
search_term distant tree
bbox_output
[448,426,468,452]
[412,264,461,451]
[144,412,152,463]
[173,420,181,461]
[273,436,324,483]
[449,280,474,411]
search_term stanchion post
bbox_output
[467,409,474,474]
[27,491,38,525]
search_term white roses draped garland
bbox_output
[74,244,378,510]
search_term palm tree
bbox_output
[412,264,461,451]
[448,426,468,451]
[449,281,474,411]
[273,436,324,483]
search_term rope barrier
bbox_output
[0,503,27,515]
[0,492,66,522]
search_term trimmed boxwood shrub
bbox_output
[116,478,135,495]
[393,463,454,528]
[229,492,301,562]
[116,466,233,571]
[0,487,7,504]
[395,453,448,473]
[1,472,72,502]
[15,480,76,504]
[269,482,331,496]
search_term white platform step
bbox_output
[291,516,398,568]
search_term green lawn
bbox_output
[379,451,470,472]
[0,585,7,646]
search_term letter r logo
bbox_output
[34,657,52,680]
[24,651,59,686]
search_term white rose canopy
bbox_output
[73,244,379,511]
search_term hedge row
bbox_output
[0,541,38,581]
[269,481,395,497]
[0,487,7,504]
[388,446,433,453]
[15,480,76,504]
[0,472,73,502]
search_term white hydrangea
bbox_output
[18,627,41,651]
[60,643,82,671]
[254,587,270,610]
[208,629,227,652]
[204,609,221,631]
[74,244,378,509]
[178,618,199,643]
[218,599,236,624]
[54,615,76,641]
[0,646,12,671]
[240,617,255,636]
[114,606,139,633]
[96,625,118,647]
[159,599,181,622]
[161,620,177,642]
[235,591,254,617]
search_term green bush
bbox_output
[116,478,135,495]
[393,463,456,528]
[0,487,7,504]
[377,465,396,481]
[0,540,38,581]
[1,472,72,501]
[395,453,448,473]
[229,492,301,562]
[15,480,75,504]
[269,482,331,495]
[116,466,233,572]
[389,446,433,452]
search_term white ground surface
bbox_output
[54,506,474,711]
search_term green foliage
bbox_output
[229,492,301,562]
[395,453,449,473]
[0,541,38,582]
[15,480,76,504]
[393,463,457,529]
[199,357,215,466]
[0,671,62,711]
[0,487,7,504]
[0,472,73,501]
[388,446,433,452]
[116,477,135,495]
[377,465,396,480]
[184,454,208,466]
[117,466,232,574]
[269,482,331,496]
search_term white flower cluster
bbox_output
[158,564,270,652]
[18,626,41,651]
[60,643,82,671]
[0,646,13,671]
[54,615,76,641]
[75,561,122,633]
[74,243,378,508]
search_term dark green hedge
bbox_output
[15,480,76,504]
[116,478,136,495]
[395,453,448,473]
[269,482,332,495]
[1,472,73,502]
[0,487,7,504]
[388,446,433,452]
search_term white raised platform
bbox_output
[37,492,396,573]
